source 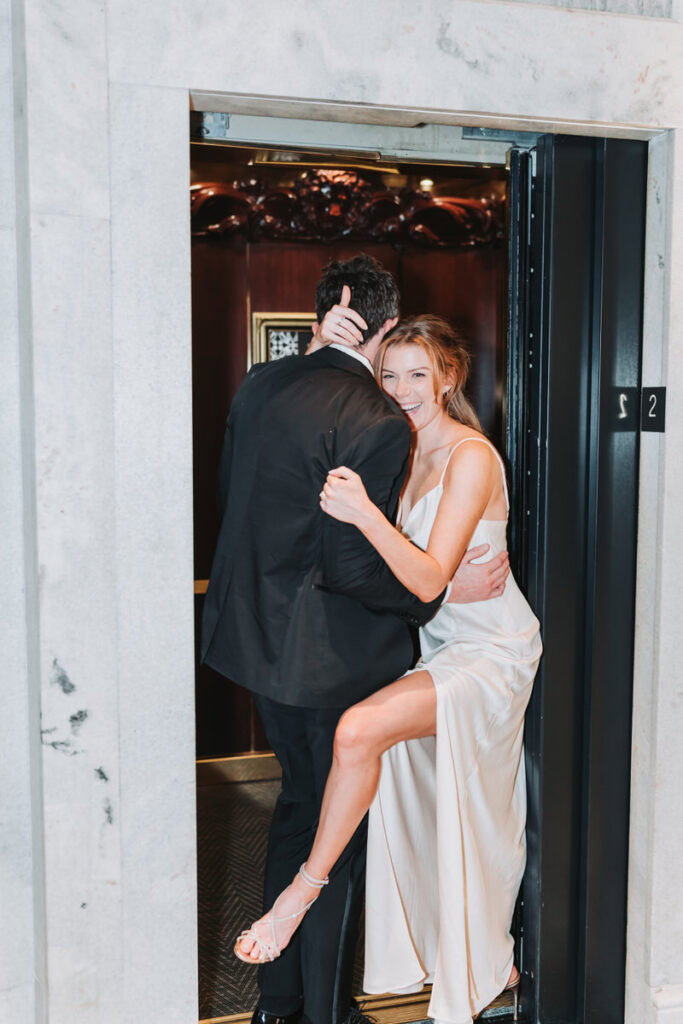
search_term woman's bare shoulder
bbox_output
[449,428,499,459]
[442,431,499,490]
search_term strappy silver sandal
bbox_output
[234,862,329,965]
[474,966,520,1022]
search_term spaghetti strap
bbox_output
[439,437,510,511]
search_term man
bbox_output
[201,254,509,1024]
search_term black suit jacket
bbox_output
[200,345,444,708]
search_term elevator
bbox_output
[190,113,646,1024]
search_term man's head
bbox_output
[315,254,400,351]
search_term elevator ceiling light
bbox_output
[420,178,435,190]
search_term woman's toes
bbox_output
[238,932,258,957]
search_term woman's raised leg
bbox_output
[305,669,436,881]
[236,670,436,962]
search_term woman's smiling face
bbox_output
[379,341,447,431]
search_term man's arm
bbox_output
[215,363,270,519]
[320,416,445,626]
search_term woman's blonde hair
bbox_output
[375,315,482,431]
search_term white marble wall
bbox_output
[626,129,683,1024]
[109,81,197,1020]
[509,0,675,18]
[106,0,683,131]
[2,0,683,1022]
[1,0,45,1019]
[638,130,683,1024]
[17,0,124,1019]
[3,2,198,1022]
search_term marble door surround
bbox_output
[3,2,683,1023]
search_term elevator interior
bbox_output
[191,118,518,761]
[189,115,645,1024]
[189,117,522,1023]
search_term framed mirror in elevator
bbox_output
[190,117,646,1024]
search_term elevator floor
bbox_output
[197,777,366,1020]
[197,776,515,1022]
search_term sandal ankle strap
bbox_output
[299,862,329,889]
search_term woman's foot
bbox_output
[504,964,520,1021]
[234,864,328,964]
[505,964,520,990]
[474,965,520,1021]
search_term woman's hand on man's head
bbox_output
[306,284,368,354]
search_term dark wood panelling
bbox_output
[247,242,401,314]
[399,248,503,437]
[192,239,248,578]
[194,596,249,757]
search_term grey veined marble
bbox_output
[508,0,674,17]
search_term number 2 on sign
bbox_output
[618,393,628,419]
[648,393,657,418]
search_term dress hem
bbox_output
[427,951,516,1024]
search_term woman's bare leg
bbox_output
[236,670,436,961]
[305,669,436,880]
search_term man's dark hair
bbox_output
[315,254,400,346]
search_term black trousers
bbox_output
[253,693,367,1024]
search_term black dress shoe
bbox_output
[250,1010,300,1024]
[340,1005,376,1024]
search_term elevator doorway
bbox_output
[190,115,646,1024]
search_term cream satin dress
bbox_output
[363,438,542,1024]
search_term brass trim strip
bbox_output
[197,752,282,785]
[198,986,514,1023]
[198,989,432,1024]
[197,752,277,763]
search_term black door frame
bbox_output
[507,136,647,1023]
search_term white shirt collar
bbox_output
[328,342,374,375]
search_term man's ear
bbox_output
[379,316,399,340]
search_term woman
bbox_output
[236,316,542,1024]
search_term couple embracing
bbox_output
[201,255,542,1024]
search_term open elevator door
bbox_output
[191,111,647,1023]
[191,114,518,767]
[505,134,646,1023]
[191,112,527,1024]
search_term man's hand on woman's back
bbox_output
[448,545,510,603]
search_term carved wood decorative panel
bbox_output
[191,169,504,248]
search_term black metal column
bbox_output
[507,135,646,1023]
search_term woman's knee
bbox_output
[333,706,381,764]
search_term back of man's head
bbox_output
[315,254,400,345]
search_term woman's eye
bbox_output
[413,372,426,378]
